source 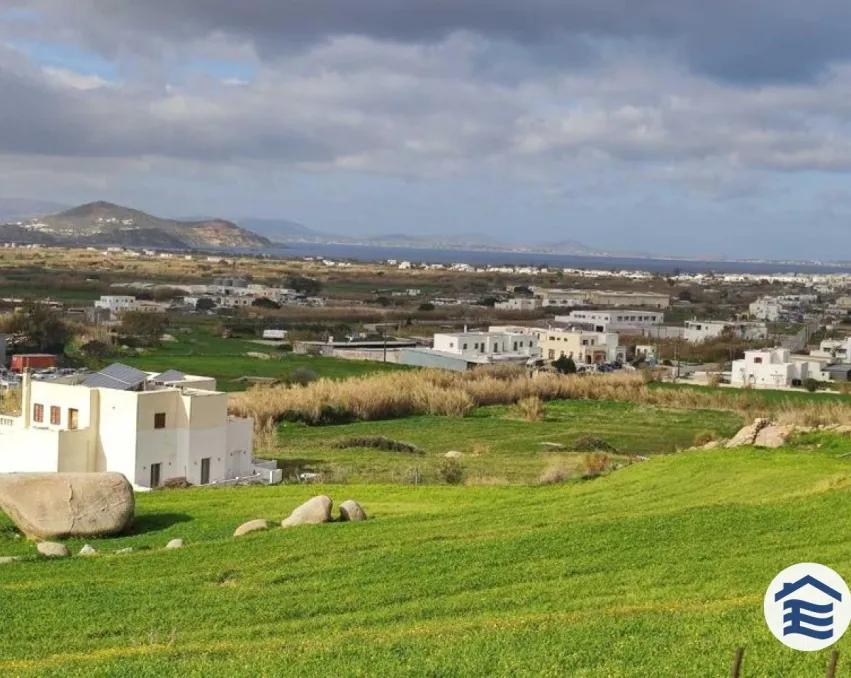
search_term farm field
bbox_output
[1,449,851,676]
[119,327,408,391]
[272,400,744,483]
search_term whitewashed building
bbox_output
[683,320,768,343]
[431,330,540,362]
[555,310,665,333]
[731,349,827,388]
[0,364,267,489]
[94,295,136,314]
[811,339,851,364]
[494,298,542,312]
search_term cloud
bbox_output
[7,0,851,84]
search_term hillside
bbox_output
[235,217,330,243]
[1,447,849,676]
[0,198,69,221]
[3,201,271,249]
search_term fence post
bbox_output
[730,647,745,678]
[827,649,839,678]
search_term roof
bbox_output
[150,369,186,383]
[82,363,149,391]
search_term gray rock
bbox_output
[282,496,332,528]
[339,500,367,522]
[233,519,270,537]
[37,542,70,558]
[165,538,184,549]
[754,425,796,449]
[0,472,134,540]
[725,418,771,448]
[79,544,98,557]
[0,556,22,564]
[115,547,134,555]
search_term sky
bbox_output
[1,2,851,259]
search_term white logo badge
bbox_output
[764,563,851,652]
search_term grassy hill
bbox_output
[2,447,851,676]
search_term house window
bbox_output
[513,342,518,351]
[33,403,44,423]
[50,406,60,426]
[154,413,167,429]
[463,343,468,350]
[753,357,763,364]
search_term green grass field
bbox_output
[119,328,407,391]
[272,400,743,484]
[2,447,851,676]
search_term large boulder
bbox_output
[725,419,770,448]
[754,425,796,449]
[165,538,184,550]
[37,542,69,558]
[0,473,134,540]
[233,519,269,537]
[339,500,367,522]
[79,545,98,557]
[282,496,333,528]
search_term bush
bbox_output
[283,367,319,387]
[437,458,464,485]
[418,302,435,312]
[331,436,423,455]
[803,378,820,393]
[517,396,545,422]
[693,430,717,447]
[160,477,192,490]
[538,460,573,485]
[553,355,577,375]
[706,373,722,388]
[571,436,617,453]
[583,452,610,478]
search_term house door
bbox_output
[68,409,79,431]
[200,458,211,485]
[150,463,162,488]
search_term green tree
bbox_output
[375,296,392,307]
[285,276,322,296]
[418,302,435,312]
[3,302,71,354]
[120,311,168,346]
[553,355,578,374]
[195,297,216,312]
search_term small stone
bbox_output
[37,542,70,558]
[165,539,184,549]
[0,556,22,564]
[444,450,463,459]
[233,519,270,537]
[339,500,367,522]
[282,496,332,528]
[115,547,134,555]
[79,545,98,557]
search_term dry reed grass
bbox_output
[0,388,21,417]
[516,396,545,422]
[229,367,851,430]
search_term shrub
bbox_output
[803,378,820,393]
[160,477,192,490]
[538,460,573,485]
[331,436,423,455]
[283,367,319,387]
[706,373,722,388]
[693,430,717,447]
[571,436,617,453]
[517,396,545,422]
[583,452,610,478]
[437,458,464,485]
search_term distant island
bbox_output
[0,201,271,249]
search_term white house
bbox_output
[555,310,664,333]
[491,325,623,364]
[94,295,136,315]
[0,364,268,489]
[811,338,851,364]
[431,330,540,363]
[495,298,542,312]
[730,348,827,388]
[683,320,768,343]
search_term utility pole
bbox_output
[383,326,387,363]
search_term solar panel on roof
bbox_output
[151,369,186,383]
[81,363,148,390]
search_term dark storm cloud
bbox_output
[7,0,851,83]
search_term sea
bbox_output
[239,242,851,276]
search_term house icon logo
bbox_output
[764,563,851,651]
